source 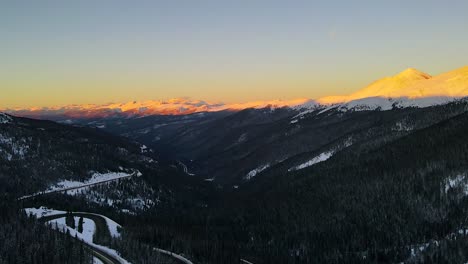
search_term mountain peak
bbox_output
[395,68,432,80]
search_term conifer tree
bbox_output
[78,217,84,233]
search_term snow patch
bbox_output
[0,134,29,160]
[289,151,334,171]
[445,175,468,194]
[52,222,130,264]
[93,257,104,264]
[244,164,270,180]
[393,121,414,132]
[337,96,460,112]
[140,145,148,153]
[25,207,67,218]
[48,216,96,243]
[237,133,248,143]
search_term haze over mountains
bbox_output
[4,66,468,120]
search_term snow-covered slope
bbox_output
[319,68,433,104]
[317,66,468,107]
[293,66,468,113]
[5,66,468,120]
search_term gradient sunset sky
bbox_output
[2,0,468,108]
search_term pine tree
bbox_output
[65,212,72,227]
[78,217,84,233]
[70,213,76,229]
[66,211,76,229]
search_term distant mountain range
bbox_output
[4,66,468,121]
[1,98,310,121]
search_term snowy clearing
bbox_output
[54,222,130,264]
[445,175,468,194]
[48,216,96,243]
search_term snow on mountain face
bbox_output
[3,66,468,120]
[289,151,333,172]
[304,66,468,112]
[2,98,310,120]
[244,164,270,181]
[318,66,468,105]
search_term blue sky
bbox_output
[2,0,468,107]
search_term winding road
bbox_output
[36,211,195,264]
[39,213,124,264]
[18,173,136,201]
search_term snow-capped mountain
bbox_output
[4,66,468,120]
[2,98,310,121]
[313,66,468,111]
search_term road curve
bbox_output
[32,208,194,264]
[84,243,122,264]
[40,214,125,264]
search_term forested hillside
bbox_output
[114,108,468,263]
[0,114,159,197]
[96,101,468,184]
[4,103,468,264]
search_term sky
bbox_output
[1,0,468,108]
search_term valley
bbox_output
[2,66,468,263]
[4,1,468,263]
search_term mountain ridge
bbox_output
[3,66,468,120]
[318,66,468,105]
